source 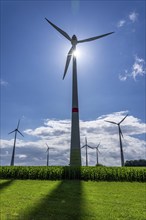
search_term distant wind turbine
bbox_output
[92,143,106,165]
[8,119,24,166]
[45,18,114,166]
[93,143,101,165]
[81,137,94,166]
[46,143,53,166]
[105,114,128,166]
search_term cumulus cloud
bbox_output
[129,11,138,23]
[117,11,138,28]
[24,119,71,138]
[119,55,146,81]
[1,111,146,166]
[0,79,8,86]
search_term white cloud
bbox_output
[117,11,138,28]
[1,111,146,166]
[117,20,126,27]
[129,11,138,23]
[119,55,146,81]
[0,79,8,86]
[119,70,128,81]
[132,56,146,80]
[18,154,27,159]
[24,119,71,138]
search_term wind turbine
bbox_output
[81,137,94,166]
[105,114,128,166]
[93,143,101,165]
[8,119,24,166]
[93,143,106,165]
[45,18,114,166]
[46,143,53,166]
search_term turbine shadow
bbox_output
[22,180,84,220]
[0,179,14,191]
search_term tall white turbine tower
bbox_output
[45,18,114,166]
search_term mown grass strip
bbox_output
[0,166,146,181]
[0,179,146,220]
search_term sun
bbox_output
[73,49,80,58]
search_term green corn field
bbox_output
[0,166,145,182]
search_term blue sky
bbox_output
[1,0,146,166]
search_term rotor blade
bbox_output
[46,148,49,152]
[17,130,24,137]
[63,46,74,79]
[85,137,87,145]
[96,143,100,151]
[82,145,86,148]
[87,145,94,149]
[97,143,100,147]
[98,149,101,154]
[81,145,86,149]
[119,114,128,125]
[8,129,16,135]
[46,143,49,152]
[119,126,124,138]
[45,18,71,42]
[77,32,114,43]
[17,119,21,129]
[46,143,49,148]
[105,120,117,125]
[91,146,96,149]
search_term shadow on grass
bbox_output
[0,180,14,191]
[22,180,85,220]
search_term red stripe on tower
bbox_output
[72,108,78,112]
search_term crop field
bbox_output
[0,166,146,181]
[0,179,146,220]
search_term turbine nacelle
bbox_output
[71,35,78,46]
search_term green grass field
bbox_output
[0,179,146,220]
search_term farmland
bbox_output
[0,166,145,219]
[0,179,146,220]
[0,166,146,181]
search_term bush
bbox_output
[125,159,146,167]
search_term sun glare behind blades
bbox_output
[73,48,81,58]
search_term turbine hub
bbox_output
[71,35,77,45]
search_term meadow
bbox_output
[0,179,146,220]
